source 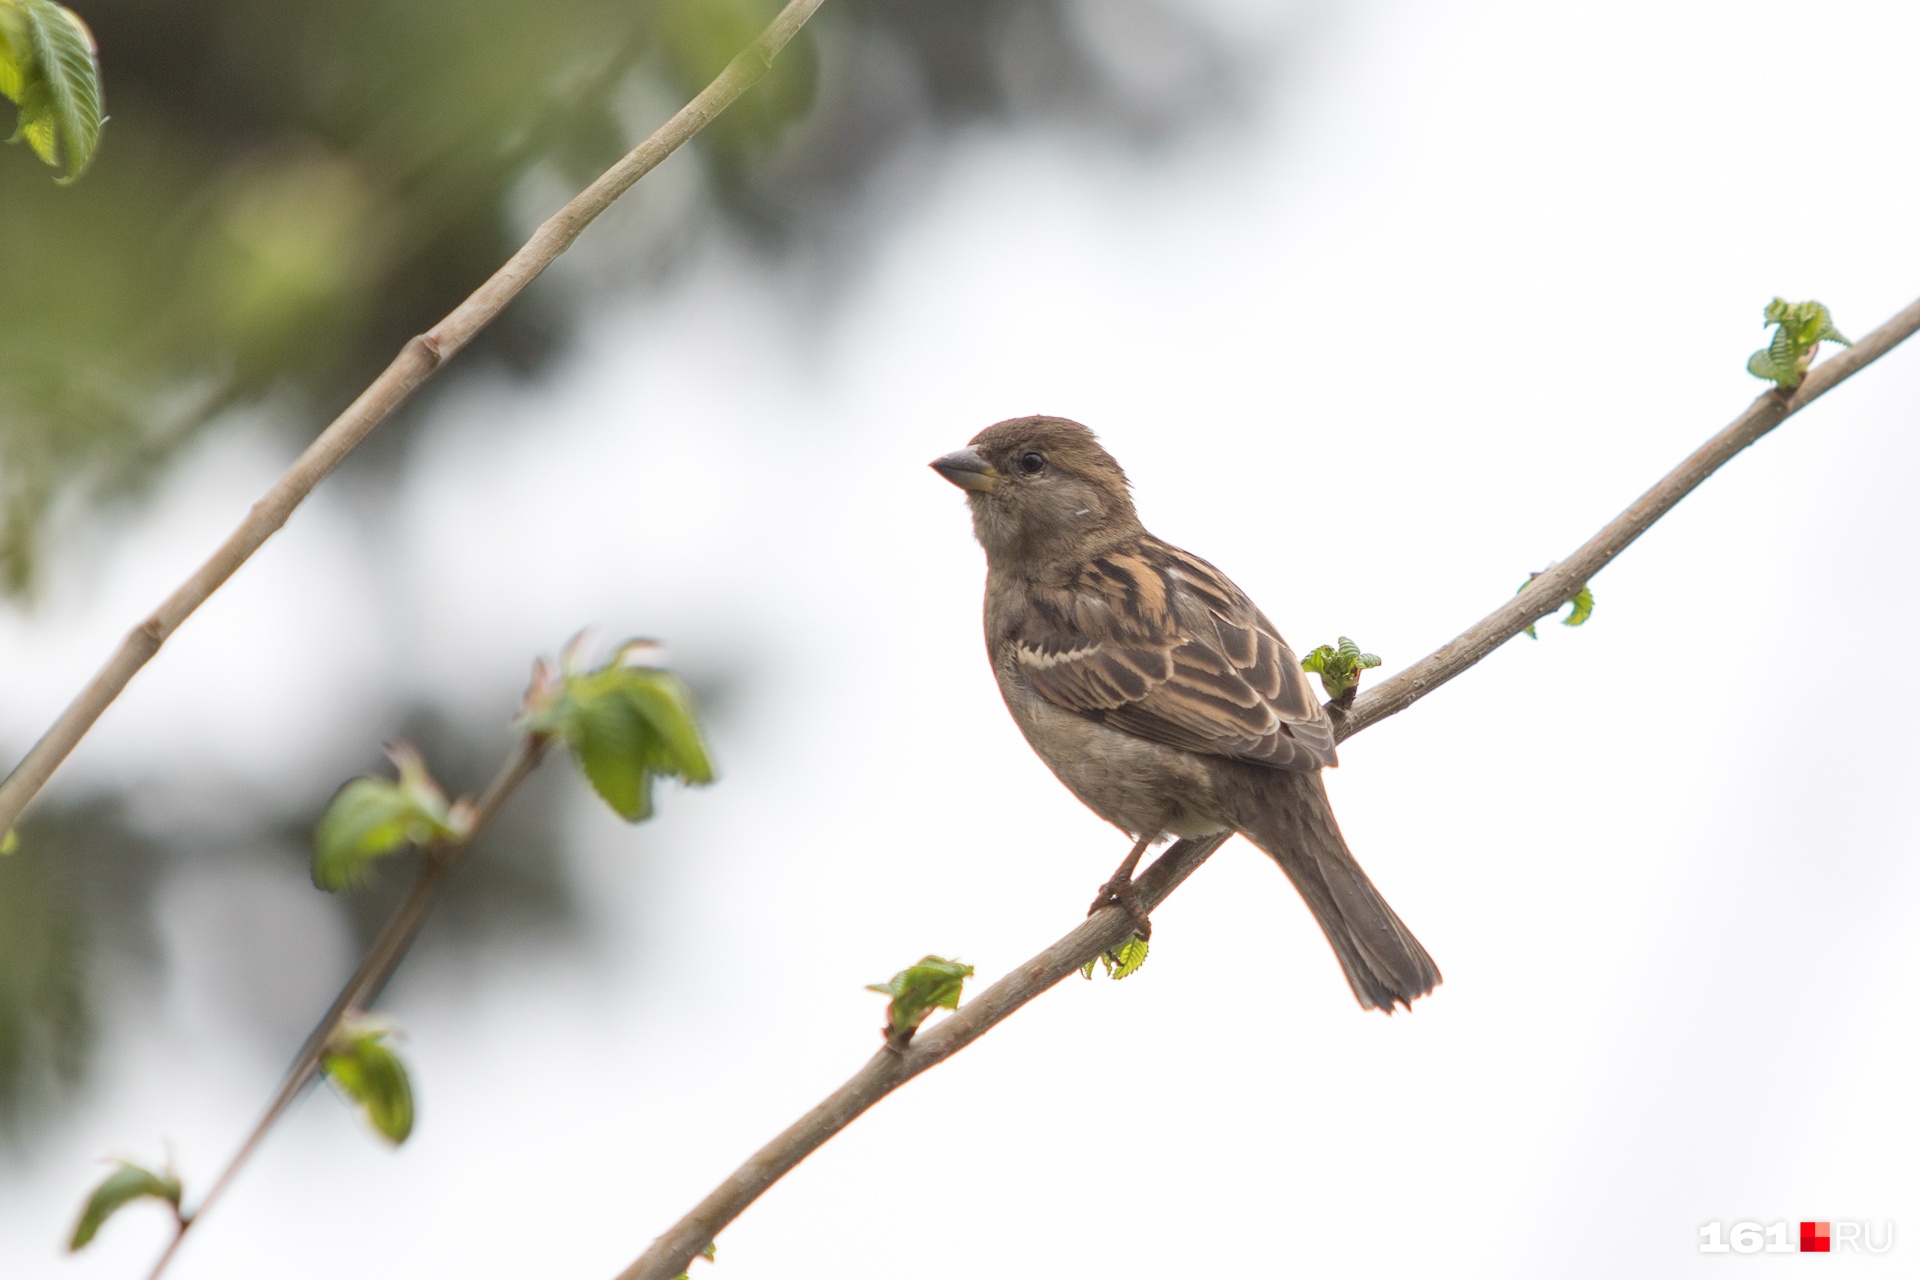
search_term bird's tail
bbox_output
[1224,767,1441,1013]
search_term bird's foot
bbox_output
[1087,875,1152,940]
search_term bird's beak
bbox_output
[930,447,997,492]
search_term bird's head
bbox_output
[930,415,1141,569]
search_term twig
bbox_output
[0,0,828,842]
[145,733,548,1280]
[612,294,1920,1280]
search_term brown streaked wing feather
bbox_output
[1011,538,1336,770]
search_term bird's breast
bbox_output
[989,644,1230,841]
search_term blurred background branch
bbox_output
[0,0,1233,597]
[0,0,827,855]
[139,727,549,1278]
[0,0,1243,1132]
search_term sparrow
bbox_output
[931,415,1440,1012]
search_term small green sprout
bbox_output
[1300,636,1382,706]
[1081,932,1150,981]
[1516,574,1594,639]
[867,955,973,1047]
[1747,298,1850,390]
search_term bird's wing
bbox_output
[1010,539,1336,770]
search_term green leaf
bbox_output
[1746,298,1849,389]
[1105,933,1150,979]
[1084,933,1150,980]
[312,743,463,890]
[619,672,716,785]
[0,828,15,855]
[867,955,973,1044]
[520,640,715,824]
[1564,584,1594,628]
[0,0,103,182]
[1299,636,1382,702]
[68,1160,180,1251]
[569,681,656,820]
[322,1016,414,1145]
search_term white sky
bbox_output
[5,0,1919,1275]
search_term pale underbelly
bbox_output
[997,667,1234,840]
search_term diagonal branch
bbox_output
[144,732,548,1280]
[612,292,1920,1280]
[615,830,1232,1280]
[1337,293,1920,741]
[0,0,828,842]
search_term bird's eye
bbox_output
[1017,450,1046,475]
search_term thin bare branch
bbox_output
[613,293,1920,1280]
[0,0,828,841]
[145,732,548,1280]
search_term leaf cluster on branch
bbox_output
[68,632,715,1261]
[1747,298,1850,389]
[1299,635,1383,705]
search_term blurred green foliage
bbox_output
[1,0,812,593]
[0,0,1218,594]
[0,838,88,1122]
[0,801,162,1133]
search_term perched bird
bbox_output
[931,415,1440,1012]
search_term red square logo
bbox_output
[1800,1221,1831,1253]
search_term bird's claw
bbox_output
[1087,876,1152,940]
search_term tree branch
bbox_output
[615,831,1232,1280]
[144,732,548,1280]
[1336,293,1920,741]
[0,0,828,842]
[612,294,1920,1280]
